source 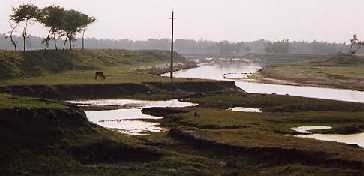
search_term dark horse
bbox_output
[95,72,106,80]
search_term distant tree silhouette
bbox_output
[265,39,290,54]
[350,34,364,54]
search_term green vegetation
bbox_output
[10,4,40,52]
[1,49,364,175]
[9,4,95,51]
[259,54,364,90]
[0,93,65,109]
[0,49,211,101]
[185,93,364,134]
[4,92,364,175]
[131,92,364,175]
[158,93,364,174]
[0,49,186,84]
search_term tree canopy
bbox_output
[9,4,96,51]
[10,4,40,52]
[10,4,40,24]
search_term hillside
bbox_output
[0,49,186,80]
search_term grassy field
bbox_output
[2,50,364,175]
[0,49,209,100]
[0,93,66,109]
[155,92,364,175]
[3,92,364,175]
[0,49,193,85]
[258,54,364,90]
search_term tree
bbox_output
[61,10,82,50]
[10,4,40,53]
[5,21,18,51]
[41,35,51,50]
[39,6,65,50]
[58,9,96,50]
[80,16,95,50]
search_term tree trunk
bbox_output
[22,24,27,53]
[69,37,72,50]
[10,35,16,52]
[54,33,58,50]
[82,29,85,50]
[23,35,26,53]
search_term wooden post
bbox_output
[170,11,175,83]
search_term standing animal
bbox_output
[95,72,106,80]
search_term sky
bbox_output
[1,0,364,43]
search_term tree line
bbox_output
[6,4,95,52]
[1,36,352,56]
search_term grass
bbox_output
[0,93,66,109]
[4,89,364,175]
[259,54,364,90]
[0,49,220,101]
[151,92,364,174]
[177,108,265,128]
[1,66,167,85]
[2,49,364,175]
[0,49,188,85]
[190,93,364,133]
[190,93,364,112]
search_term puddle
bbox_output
[228,107,262,112]
[291,126,332,134]
[295,133,364,148]
[292,126,364,148]
[69,99,197,135]
[104,120,164,136]
[68,99,196,108]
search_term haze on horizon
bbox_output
[1,0,364,43]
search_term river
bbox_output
[167,62,364,103]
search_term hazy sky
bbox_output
[1,0,364,42]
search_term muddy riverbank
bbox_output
[0,80,240,100]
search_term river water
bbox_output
[69,99,197,135]
[167,62,364,103]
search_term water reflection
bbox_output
[69,99,197,135]
[68,99,196,108]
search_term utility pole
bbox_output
[170,10,175,83]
